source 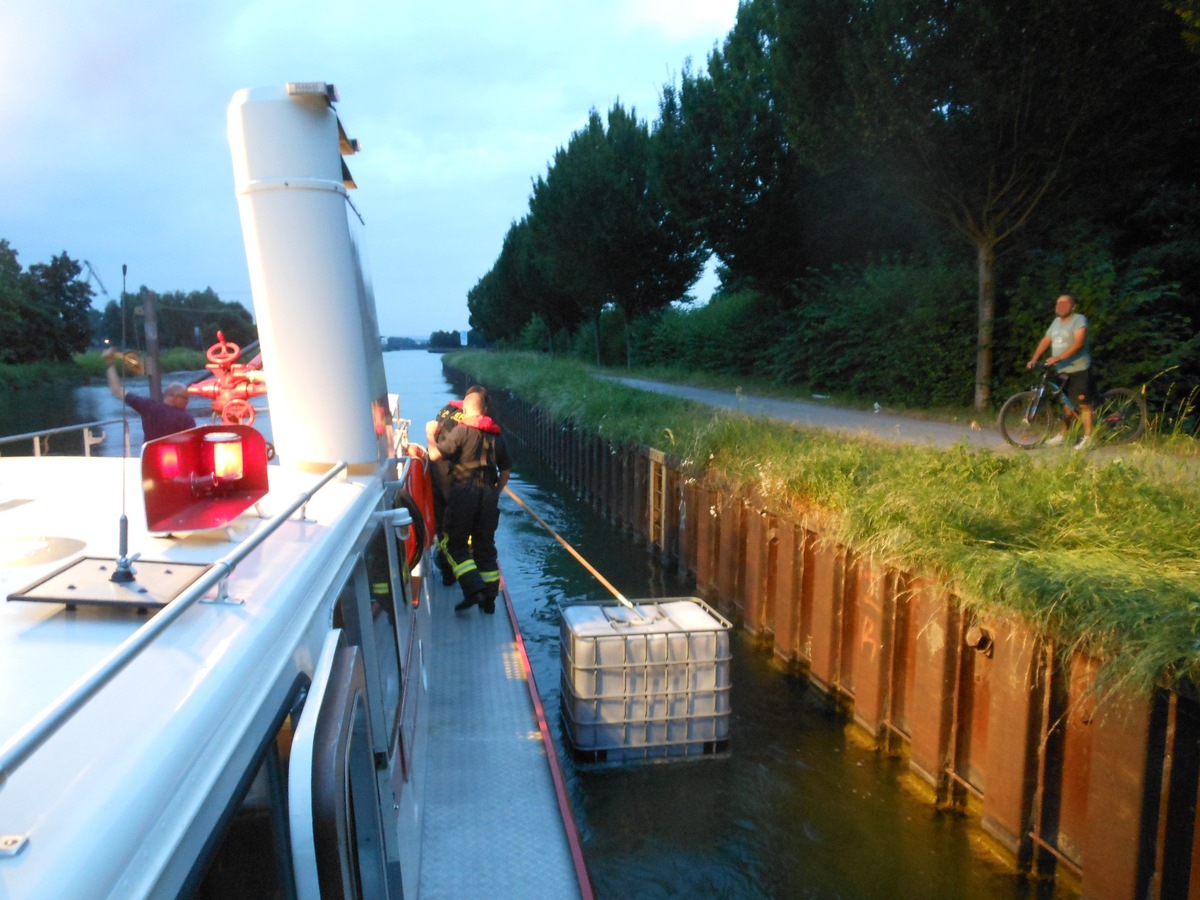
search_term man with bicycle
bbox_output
[1027,294,1094,449]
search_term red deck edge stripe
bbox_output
[500,577,595,900]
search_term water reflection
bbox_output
[499,453,1057,899]
[0,379,202,455]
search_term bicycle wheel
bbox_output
[998,391,1056,448]
[1095,387,1147,444]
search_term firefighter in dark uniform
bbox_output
[428,385,488,585]
[425,388,511,614]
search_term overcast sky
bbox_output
[2,0,736,341]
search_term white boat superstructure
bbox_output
[0,83,587,899]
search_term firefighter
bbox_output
[424,388,511,614]
[428,385,487,585]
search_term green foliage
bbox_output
[770,258,977,406]
[843,447,1200,693]
[158,348,207,373]
[0,241,26,361]
[467,219,570,345]
[637,291,784,377]
[451,349,1200,693]
[1176,0,1200,49]
[512,317,551,353]
[565,311,628,367]
[429,330,461,350]
[0,359,84,391]
[471,103,706,364]
[73,348,206,379]
[0,244,94,363]
[656,3,815,301]
[100,287,256,350]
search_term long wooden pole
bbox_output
[503,484,637,612]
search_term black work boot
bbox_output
[454,593,478,612]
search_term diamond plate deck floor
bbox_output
[417,578,583,899]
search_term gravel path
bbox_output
[602,376,1008,450]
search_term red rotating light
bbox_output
[142,425,269,533]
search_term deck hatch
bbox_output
[6,557,211,609]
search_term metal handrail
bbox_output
[0,460,351,791]
[0,419,126,457]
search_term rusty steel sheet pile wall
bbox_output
[449,369,1200,898]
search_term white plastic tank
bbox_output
[560,598,732,762]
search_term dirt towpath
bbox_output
[602,376,1008,451]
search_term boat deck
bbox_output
[419,574,586,899]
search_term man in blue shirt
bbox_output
[105,352,196,443]
[1027,294,1094,449]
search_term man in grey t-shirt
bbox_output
[1027,294,1094,448]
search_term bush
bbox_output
[0,360,82,391]
[770,258,976,407]
[638,290,783,377]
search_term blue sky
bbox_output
[2,0,735,340]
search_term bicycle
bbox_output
[997,363,1147,449]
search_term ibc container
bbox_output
[560,597,732,763]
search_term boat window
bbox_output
[365,527,402,748]
[304,642,392,898]
[182,691,304,900]
[331,527,404,760]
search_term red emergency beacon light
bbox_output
[142,425,270,533]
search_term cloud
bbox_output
[618,0,738,42]
[0,0,736,339]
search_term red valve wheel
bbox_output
[221,399,256,425]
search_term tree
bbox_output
[20,253,93,362]
[99,287,255,349]
[524,103,704,364]
[820,0,1200,410]
[468,216,578,350]
[0,241,24,364]
[605,105,706,365]
[429,330,461,349]
[528,111,620,363]
[154,288,256,348]
[656,3,812,303]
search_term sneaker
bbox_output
[1044,433,1065,447]
[1074,435,1092,450]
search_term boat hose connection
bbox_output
[503,485,645,619]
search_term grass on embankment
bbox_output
[73,348,208,380]
[448,350,1200,697]
[0,350,211,391]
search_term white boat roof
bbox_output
[0,454,380,897]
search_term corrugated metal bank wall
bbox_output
[456,372,1200,899]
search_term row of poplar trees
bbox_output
[467,0,1200,412]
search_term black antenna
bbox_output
[111,263,138,584]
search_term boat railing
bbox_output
[0,419,129,457]
[0,456,398,792]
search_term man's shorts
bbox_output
[1060,369,1095,407]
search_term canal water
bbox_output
[2,352,1060,899]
